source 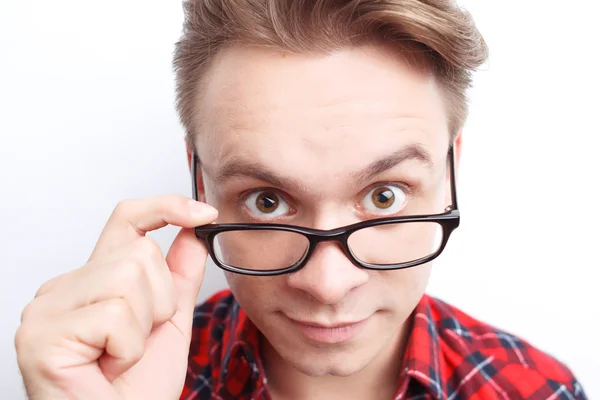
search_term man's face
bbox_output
[192,44,455,377]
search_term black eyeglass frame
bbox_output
[191,145,460,276]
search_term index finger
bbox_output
[89,194,218,261]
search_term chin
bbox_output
[260,311,400,379]
[288,353,368,377]
[273,336,378,377]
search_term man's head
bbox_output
[174,0,487,381]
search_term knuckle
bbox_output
[14,323,36,354]
[167,292,178,317]
[113,199,136,218]
[14,325,52,377]
[20,300,40,323]
[163,194,191,218]
[34,284,49,299]
[103,298,132,324]
[134,237,163,260]
[116,257,147,287]
[149,261,177,324]
[165,193,187,207]
[34,273,65,298]
[118,342,145,370]
[123,330,146,362]
[25,346,66,381]
[155,293,178,323]
[165,274,178,315]
[34,282,50,298]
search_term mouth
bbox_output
[287,316,370,344]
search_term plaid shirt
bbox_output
[180,290,587,400]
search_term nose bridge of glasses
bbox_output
[305,226,352,246]
[300,231,358,273]
[300,228,357,265]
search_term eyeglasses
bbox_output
[191,146,460,276]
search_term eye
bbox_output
[360,185,407,215]
[244,190,290,219]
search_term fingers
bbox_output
[90,194,218,261]
[69,299,146,380]
[165,227,210,335]
[16,298,145,398]
[34,271,71,298]
[16,195,219,399]
[23,237,176,336]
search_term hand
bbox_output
[15,195,218,400]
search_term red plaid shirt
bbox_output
[180,290,587,400]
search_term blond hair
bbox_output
[173,0,488,144]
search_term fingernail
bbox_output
[188,200,218,218]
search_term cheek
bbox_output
[376,263,432,308]
[225,272,283,314]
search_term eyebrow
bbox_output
[210,143,433,192]
[353,143,433,184]
[211,158,308,193]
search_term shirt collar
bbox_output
[398,294,447,400]
[216,294,446,400]
[216,300,266,397]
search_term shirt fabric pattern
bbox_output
[180,289,587,400]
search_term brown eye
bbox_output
[372,188,395,209]
[361,185,407,215]
[256,192,278,213]
[244,190,290,219]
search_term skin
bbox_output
[16,196,220,400]
[192,43,462,399]
[15,42,462,400]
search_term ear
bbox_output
[445,132,463,208]
[186,141,207,203]
[454,132,463,167]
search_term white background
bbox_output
[1,1,599,398]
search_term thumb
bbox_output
[165,227,209,332]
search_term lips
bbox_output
[287,316,370,344]
[291,319,363,329]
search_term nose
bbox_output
[286,241,369,305]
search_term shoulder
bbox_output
[426,295,588,399]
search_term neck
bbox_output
[262,321,411,400]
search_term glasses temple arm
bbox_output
[448,145,459,211]
[191,152,200,201]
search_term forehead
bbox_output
[193,44,449,177]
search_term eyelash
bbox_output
[239,181,415,220]
[239,187,297,222]
[362,181,414,197]
[356,181,413,216]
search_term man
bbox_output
[15,0,587,399]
